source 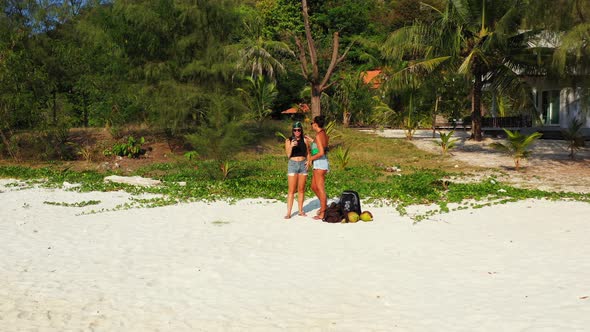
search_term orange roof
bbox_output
[281,103,310,114]
[361,70,382,89]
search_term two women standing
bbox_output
[284,116,329,220]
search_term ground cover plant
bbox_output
[1,126,588,221]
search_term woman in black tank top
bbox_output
[284,121,311,219]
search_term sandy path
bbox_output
[1,181,589,331]
[369,129,590,194]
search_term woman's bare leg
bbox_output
[310,172,319,215]
[285,175,297,219]
[296,174,308,216]
[312,169,327,219]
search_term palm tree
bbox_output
[561,118,585,160]
[490,129,542,170]
[236,75,278,127]
[525,0,590,75]
[235,18,295,82]
[382,0,536,141]
[381,58,449,139]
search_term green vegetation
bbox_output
[435,131,458,156]
[3,0,588,142]
[490,129,543,170]
[1,1,589,221]
[106,136,145,158]
[43,200,101,207]
[1,128,588,221]
[562,119,586,160]
[2,158,588,221]
[331,145,351,170]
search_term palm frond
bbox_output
[553,23,590,74]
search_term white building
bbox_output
[524,77,590,138]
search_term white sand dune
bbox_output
[1,180,589,331]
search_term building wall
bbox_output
[562,87,590,129]
[527,77,589,129]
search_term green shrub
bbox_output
[107,136,145,158]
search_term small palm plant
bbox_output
[324,120,341,141]
[490,129,542,170]
[77,144,93,162]
[562,118,585,160]
[435,131,458,156]
[220,160,237,181]
[332,145,351,170]
[275,131,288,141]
[404,117,419,140]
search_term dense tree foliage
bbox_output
[1,0,589,160]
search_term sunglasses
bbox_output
[293,128,302,132]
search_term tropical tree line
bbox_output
[1,0,589,159]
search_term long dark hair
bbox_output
[313,115,326,129]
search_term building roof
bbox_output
[281,103,310,114]
[361,70,383,89]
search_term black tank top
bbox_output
[289,137,307,158]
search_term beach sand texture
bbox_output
[1,180,589,331]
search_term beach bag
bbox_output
[323,202,343,223]
[340,190,361,218]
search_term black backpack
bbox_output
[340,190,361,217]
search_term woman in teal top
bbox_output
[306,115,329,220]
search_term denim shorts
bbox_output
[313,156,330,171]
[288,159,308,176]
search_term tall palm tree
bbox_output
[235,18,294,82]
[381,57,450,139]
[382,0,536,141]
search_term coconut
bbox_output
[347,211,360,223]
[360,211,373,222]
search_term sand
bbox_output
[1,179,589,331]
[369,129,590,194]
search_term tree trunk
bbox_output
[311,84,321,118]
[83,96,89,127]
[52,90,57,125]
[432,95,440,138]
[297,0,351,119]
[0,128,18,161]
[343,110,351,127]
[471,74,483,141]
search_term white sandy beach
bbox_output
[1,179,589,331]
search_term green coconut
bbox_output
[360,211,373,222]
[347,211,360,223]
